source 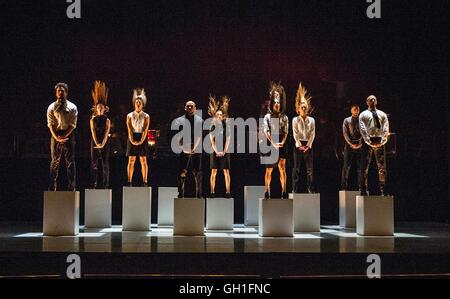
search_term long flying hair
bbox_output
[91,80,109,117]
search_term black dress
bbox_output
[126,111,149,157]
[126,132,149,157]
[261,113,288,168]
[210,120,231,170]
[91,115,110,188]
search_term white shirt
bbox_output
[127,111,149,133]
[292,115,315,148]
[359,109,389,146]
[47,100,78,131]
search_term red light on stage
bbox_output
[147,130,160,146]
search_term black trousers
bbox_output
[178,152,202,197]
[341,144,362,190]
[292,147,314,192]
[49,132,76,191]
[90,142,110,188]
[360,143,387,192]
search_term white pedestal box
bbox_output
[84,189,112,228]
[293,193,320,232]
[244,186,265,226]
[258,198,294,237]
[339,191,359,228]
[356,196,394,236]
[206,197,234,230]
[43,191,80,236]
[157,187,178,226]
[173,198,205,236]
[122,187,152,231]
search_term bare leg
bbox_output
[127,156,136,183]
[265,168,273,193]
[278,159,287,192]
[223,169,231,194]
[210,169,217,194]
[140,156,148,184]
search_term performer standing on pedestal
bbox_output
[174,101,203,198]
[359,95,390,196]
[208,95,232,198]
[292,83,315,194]
[262,82,289,199]
[89,81,111,189]
[47,82,78,191]
[126,88,150,187]
[173,100,204,198]
[341,104,362,190]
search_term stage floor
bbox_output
[1,222,450,253]
[1,222,450,278]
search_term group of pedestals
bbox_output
[43,186,394,237]
[43,187,235,236]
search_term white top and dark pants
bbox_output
[341,116,363,190]
[47,99,78,191]
[292,115,315,193]
[91,115,110,189]
[359,108,389,195]
[173,113,204,198]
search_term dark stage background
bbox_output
[0,0,448,223]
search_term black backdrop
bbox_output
[0,0,448,223]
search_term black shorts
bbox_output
[210,153,230,170]
[179,152,202,172]
[126,133,149,157]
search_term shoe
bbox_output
[177,193,184,198]
[143,182,148,187]
[264,192,270,199]
[281,191,288,199]
[210,192,215,198]
[307,188,314,194]
[225,192,231,199]
[360,189,369,196]
[127,182,132,187]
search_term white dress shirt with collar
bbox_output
[359,108,389,146]
[292,115,315,148]
[47,99,78,131]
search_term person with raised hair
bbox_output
[126,88,150,187]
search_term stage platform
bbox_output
[0,222,449,278]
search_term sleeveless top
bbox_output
[127,111,148,133]
[92,115,108,142]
